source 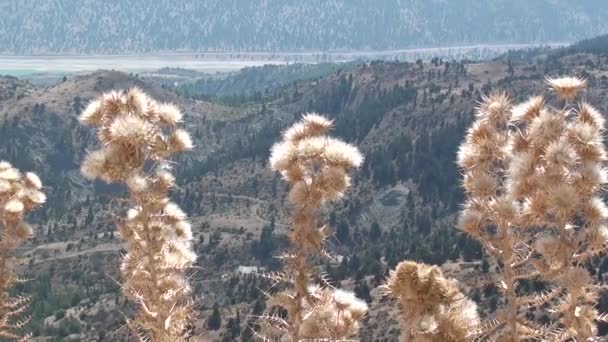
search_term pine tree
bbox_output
[207,304,222,331]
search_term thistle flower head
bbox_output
[323,138,364,169]
[0,160,12,170]
[126,173,149,193]
[384,261,479,341]
[463,172,498,197]
[297,286,368,340]
[477,92,511,124]
[169,129,193,151]
[164,202,187,222]
[270,113,362,203]
[458,207,485,236]
[510,96,545,124]
[24,172,42,190]
[0,167,20,181]
[546,76,586,101]
[14,222,33,239]
[125,87,147,114]
[108,115,151,144]
[581,197,608,226]
[81,149,108,180]
[284,113,333,142]
[528,109,564,146]
[4,199,24,214]
[79,99,104,126]
[157,103,183,126]
[577,102,605,130]
[544,138,576,167]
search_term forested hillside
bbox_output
[1,0,607,54]
[3,48,608,340]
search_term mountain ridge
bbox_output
[2,0,608,54]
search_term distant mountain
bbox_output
[567,33,608,54]
[2,0,608,54]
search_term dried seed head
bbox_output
[24,172,42,190]
[269,141,297,172]
[25,190,46,206]
[458,207,485,235]
[4,199,24,214]
[0,180,11,194]
[544,139,576,167]
[463,172,498,197]
[581,197,608,226]
[558,267,593,289]
[568,122,606,162]
[108,115,151,144]
[547,184,579,219]
[126,173,149,193]
[81,149,108,180]
[155,170,176,190]
[0,160,13,170]
[169,129,193,152]
[297,136,327,159]
[510,95,544,123]
[534,233,561,257]
[528,109,564,146]
[477,92,511,124]
[284,113,333,142]
[490,197,519,223]
[14,222,33,239]
[546,76,586,100]
[323,138,364,168]
[0,167,20,181]
[125,87,147,114]
[101,90,125,119]
[79,99,104,126]
[577,102,605,130]
[170,220,193,241]
[321,166,349,200]
[158,103,183,126]
[164,202,187,222]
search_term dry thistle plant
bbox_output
[383,261,480,342]
[0,161,45,341]
[79,88,195,341]
[457,76,608,341]
[263,113,367,341]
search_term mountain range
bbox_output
[2,0,608,54]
